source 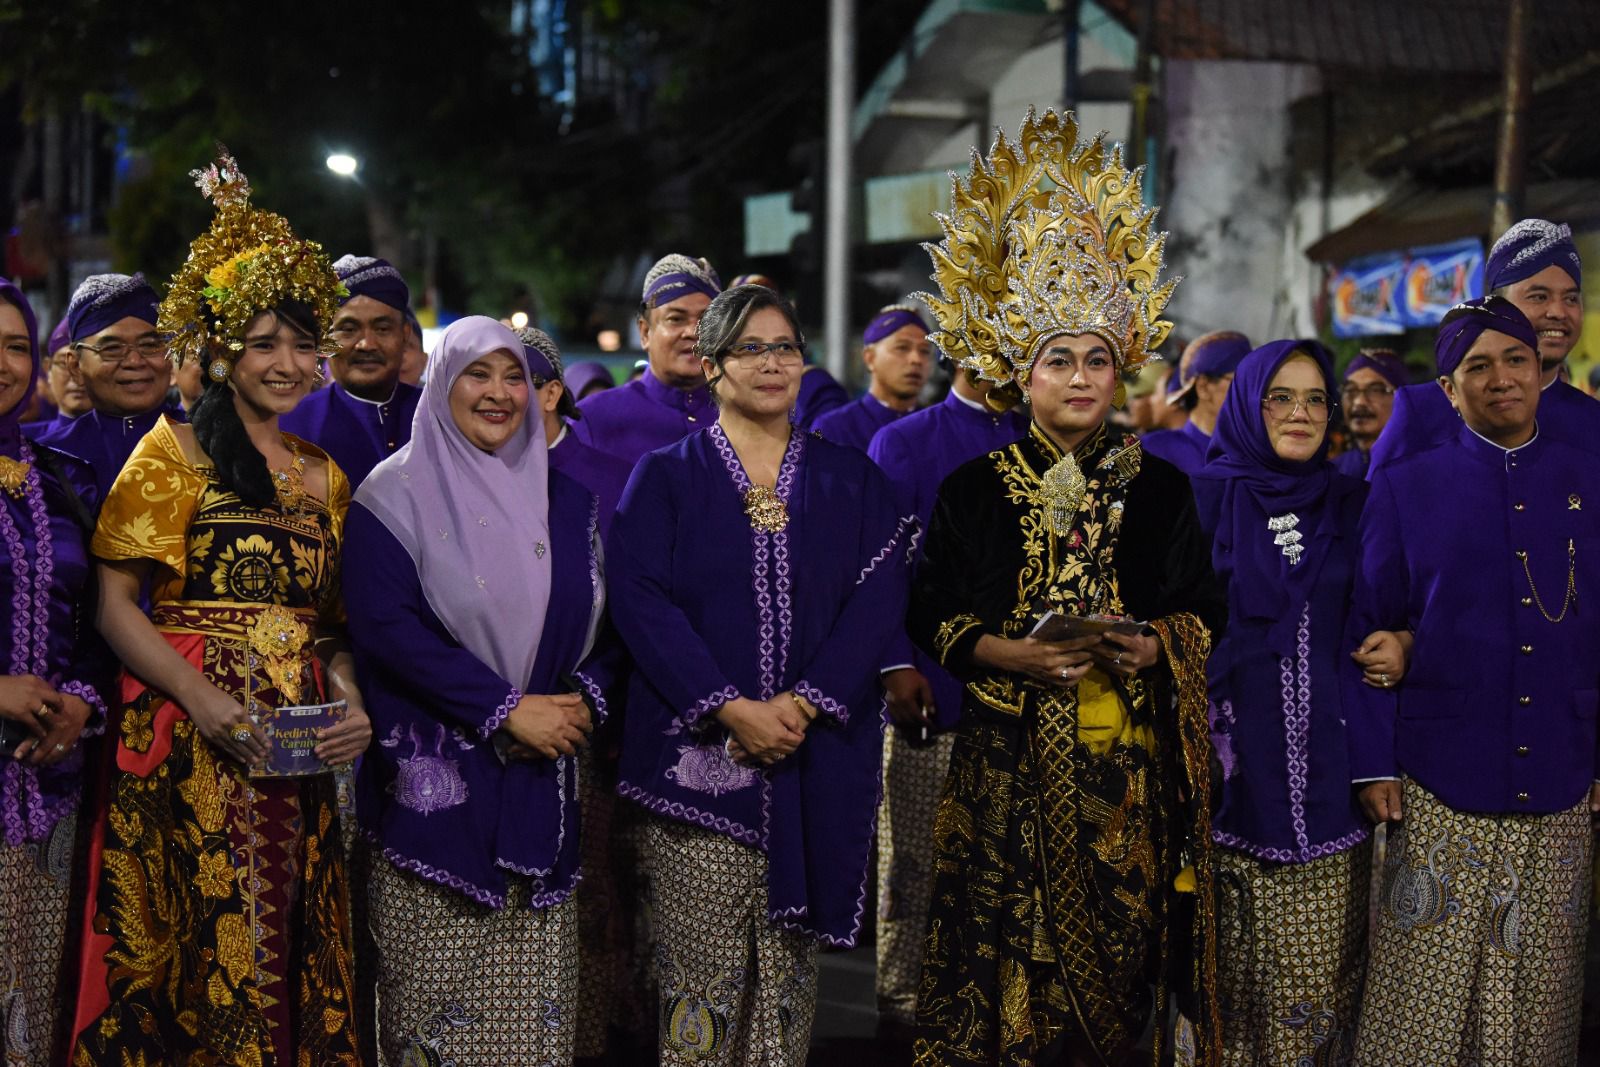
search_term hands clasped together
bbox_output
[0,674,91,766]
[717,693,820,767]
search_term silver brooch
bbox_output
[534,541,547,558]
[1267,513,1304,566]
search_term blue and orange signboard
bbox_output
[1330,238,1484,338]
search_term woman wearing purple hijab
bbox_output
[1186,340,1395,1065]
[609,285,910,1065]
[345,315,605,1066]
[0,280,107,1067]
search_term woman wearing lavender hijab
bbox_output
[344,315,605,1065]
[609,284,911,1066]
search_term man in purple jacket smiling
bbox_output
[1346,296,1600,1063]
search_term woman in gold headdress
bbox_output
[908,110,1226,1067]
[70,150,370,1066]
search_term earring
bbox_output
[208,359,231,382]
[1113,381,1127,408]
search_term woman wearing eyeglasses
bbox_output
[1333,349,1406,479]
[608,284,911,1066]
[1188,340,1400,1065]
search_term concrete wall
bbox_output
[1160,60,1323,344]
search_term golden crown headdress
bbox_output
[915,108,1177,411]
[159,145,346,380]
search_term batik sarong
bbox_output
[646,817,818,1067]
[875,729,956,1024]
[1187,842,1369,1067]
[1354,779,1591,1066]
[2,818,75,1067]
[369,854,577,1067]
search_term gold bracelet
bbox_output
[791,692,818,722]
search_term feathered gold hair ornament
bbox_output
[915,108,1177,411]
[159,144,346,379]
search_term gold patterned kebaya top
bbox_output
[916,108,1176,411]
[91,416,347,615]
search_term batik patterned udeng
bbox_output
[1354,779,1590,1065]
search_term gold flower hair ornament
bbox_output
[158,145,347,381]
[915,108,1177,411]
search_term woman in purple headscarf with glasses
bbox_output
[1185,340,1400,1066]
[345,315,606,1066]
[0,280,107,1067]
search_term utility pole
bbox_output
[1128,0,1157,171]
[824,0,855,382]
[1061,0,1082,111]
[1490,0,1530,240]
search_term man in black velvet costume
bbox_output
[908,108,1227,1067]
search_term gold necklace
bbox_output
[0,455,30,500]
[1520,539,1577,623]
[271,436,308,514]
[743,485,789,534]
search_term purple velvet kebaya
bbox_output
[609,424,911,946]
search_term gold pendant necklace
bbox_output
[0,455,30,500]
[743,485,789,534]
[271,436,308,514]
[1039,453,1087,536]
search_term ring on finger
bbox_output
[1378,673,1389,686]
[230,725,254,745]
[1114,652,1124,667]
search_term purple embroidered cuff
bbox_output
[794,681,847,724]
[482,688,522,739]
[58,679,108,738]
[573,670,609,725]
[683,684,741,728]
[857,514,918,585]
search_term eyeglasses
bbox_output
[725,341,806,368]
[1261,392,1332,422]
[1339,383,1395,403]
[72,338,169,367]
[330,321,399,344]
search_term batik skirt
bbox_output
[646,817,818,1067]
[1191,841,1370,1067]
[2,816,76,1067]
[71,604,360,1066]
[368,855,577,1067]
[875,729,956,1025]
[1354,778,1591,1066]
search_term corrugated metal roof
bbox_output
[1093,0,1600,74]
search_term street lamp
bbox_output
[510,311,530,329]
[326,153,359,178]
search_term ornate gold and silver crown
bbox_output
[160,145,346,373]
[915,108,1177,410]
